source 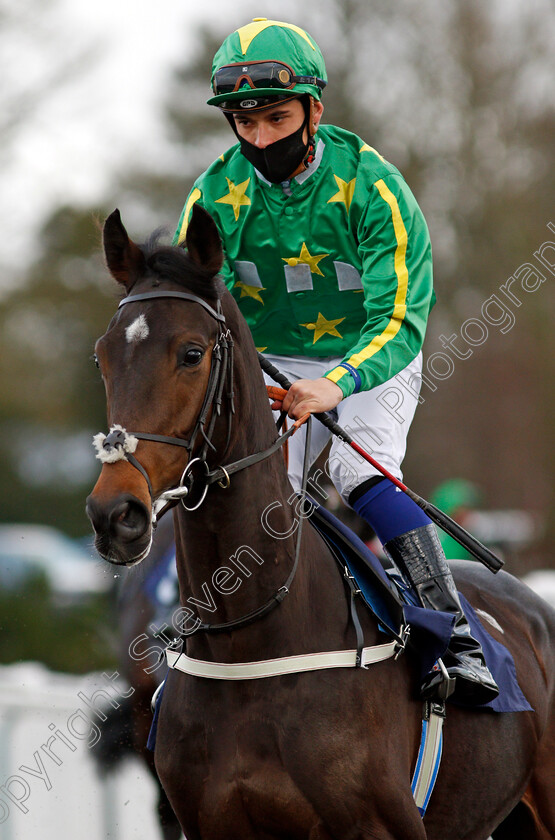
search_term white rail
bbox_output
[0,663,162,840]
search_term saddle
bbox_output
[307,500,531,714]
[307,500,453,678]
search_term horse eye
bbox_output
[180,348,203,367]
[92,354,100,369]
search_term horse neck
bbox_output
[173,469,358,662]
[172,308,358,660]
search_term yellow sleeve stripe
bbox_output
[325,366,347,384]
[359,143,385,162]
[326,178,409,384]
[176,188,202,244]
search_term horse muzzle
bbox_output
[86,484,152,567]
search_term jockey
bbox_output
[174,19,498,706]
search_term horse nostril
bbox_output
[86,493,152,565]
[86,493,150,545]
[110,497,150,542]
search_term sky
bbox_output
[2,0,332,282]
[1,0,265,278]
[2,0,552,284]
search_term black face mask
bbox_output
[237,116,311,184]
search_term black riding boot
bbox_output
[384,524,499,706]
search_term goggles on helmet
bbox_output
[212,60,326,97]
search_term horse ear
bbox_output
[184,204,224,277]
[103,209,146,289]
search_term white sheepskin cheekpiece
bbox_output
[92,424,140,463]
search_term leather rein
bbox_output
[95,290,300,515]
[93,288,309,636]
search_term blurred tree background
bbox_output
[1,0,553,580]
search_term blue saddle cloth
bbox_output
[147,501,531,755]
[147,508,531,752]
[307,502,532,714]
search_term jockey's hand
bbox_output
[278,377,343,419]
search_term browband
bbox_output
[119,291,225,323]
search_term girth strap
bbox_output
[166,639,399,679]
[411,701,446,817]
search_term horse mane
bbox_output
[138,229,221,303]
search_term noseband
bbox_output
[93,289,237,515]
[93,286,313,636]
[93,289,298,518]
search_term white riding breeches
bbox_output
[262,352,423,503]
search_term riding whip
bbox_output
[258,353,504,573]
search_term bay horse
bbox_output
[87,205,555,840]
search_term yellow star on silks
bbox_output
[215,177,251,221]
[301,312,346,344]
[235,281,266,304]
[327,175,357,212]
[282,243,328,276]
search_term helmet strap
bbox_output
[302,95,317,168]
[307,95,318,137]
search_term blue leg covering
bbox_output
[352,479,500,706]
[351,478,432,545]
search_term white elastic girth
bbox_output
[166,640,398,680]
[165,641,445,816]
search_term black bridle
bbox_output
[121,290,234,511]
[97,289,301,514]
[94,288,307,635]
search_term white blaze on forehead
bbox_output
[125,314,149,343]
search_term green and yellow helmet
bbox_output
[207,18,327,111]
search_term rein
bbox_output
[95,289,280,515]
[187,416,313,638]
[95,289,234,512]
[95,285,447,817]
[93,287,310,635]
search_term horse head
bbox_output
[87,205,227,565]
